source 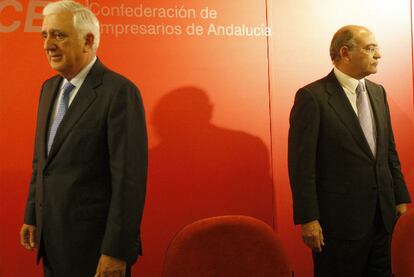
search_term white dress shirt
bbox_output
[49,56,97,127]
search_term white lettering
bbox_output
[208,23,272,37]
[88,2,196,19]
[24,0,48,32]
[0,0,22,32]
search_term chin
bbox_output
[50,64,67,74]
[367,68,377,75]
[49,62,61,70]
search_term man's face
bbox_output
[41,12,88,80]
[348,30,381,79]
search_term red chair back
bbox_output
[163,215,291,277]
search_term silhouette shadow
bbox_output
[139,86,274,276]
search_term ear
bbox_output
[339,46,352,62]
[83,33,95,51]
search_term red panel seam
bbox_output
[265,0,276,231]
[411,0,414,106]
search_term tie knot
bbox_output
[62,82,75,97]
[356,81,364,95]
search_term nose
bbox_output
[374,49,381,59]
[44,36,56,51]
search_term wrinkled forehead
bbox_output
[41,12,74,32]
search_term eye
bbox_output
[41,32,47,39]
[363,45,379,54]
[54,31,67,41]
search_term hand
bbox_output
[94,254,127,277]
[20,224,37,250]
[396,203,408,217]
[301,220,324,253]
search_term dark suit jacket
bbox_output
[24,59,148,276]
[288,70,410,240]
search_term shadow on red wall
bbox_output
[138,86,274,276]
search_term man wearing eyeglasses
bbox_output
[288,25,411,276]
[19,1,147,276]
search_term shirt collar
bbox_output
[334,67,365,94]
[62,56,97,89]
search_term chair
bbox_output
[162,215,292,277]
[392,208,414,277]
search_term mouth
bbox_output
[49,54,62,61]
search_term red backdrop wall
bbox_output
[0,1,413,276]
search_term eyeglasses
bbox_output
[360,45,380,55]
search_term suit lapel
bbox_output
[326,71,375,159]
[365,80,385,157]
[46,59,104,164]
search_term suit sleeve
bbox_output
[288,88,321,225]
[382,86,411,204]
[101,81,148,265]
[23,142,38,225]
[23,84,45,226]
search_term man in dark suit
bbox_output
[288,25,411,276]
[19,1,147,276]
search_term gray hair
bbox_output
[43,0,100,50]
[329,28,357,64]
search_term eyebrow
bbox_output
[40,29,62,34]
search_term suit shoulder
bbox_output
[39,75,62,99]
[98,66,144,106]
[293,75,330,103]
[102,67,139,90]
[365,78,385,93]
[365,78,381,87]
[365,78,386,99]
[300,75,329,93]
[42,74,61,86]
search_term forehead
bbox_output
[354,30,378,46]
[41,12,74,32]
